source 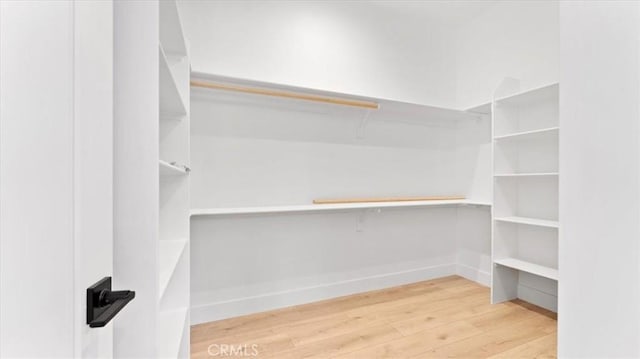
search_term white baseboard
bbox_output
[518,284,558,312]
[456,263,491,287]
[191,263,456,325]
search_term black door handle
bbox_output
[87,277,135,328]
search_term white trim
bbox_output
[191,263,456,324]
[518,284,558,312]
[456,263,491,287]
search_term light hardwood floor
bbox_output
[191,276,557,358]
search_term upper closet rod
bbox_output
[190,79,380,109]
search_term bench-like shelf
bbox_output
[494,172,558,178]
[494,258,559,281]
[494,216,559,228]
[494,127,559,141]
[191,200,491,217]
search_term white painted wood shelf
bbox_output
[160,45,187,118]
[158,239,188,301]
[159,160,188,176]
[494,127,559,140]
[494,216,559,228]
[494,83,559,106]
[494,258,559,281]
[465,102,492,115]
[158,308,188,359]
[159,0,188,57]
[191,200,491,217]
[494,172,558,178]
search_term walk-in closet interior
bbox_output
[147,1,562,357]
[117,1,636,357]
[7,1,640,358]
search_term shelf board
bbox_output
[494,258,558,281]
[160,45,187,119]
[495,83,559,106]
[158,239,188,301]
[494,127,559,141]
[465,102,491,115]
[191,200,491,217]
[158,308,188,359]
[159,0,188,57]
[494,216,558,228]
[159,160,188,176]
[494,172,558,178]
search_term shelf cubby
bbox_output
[159,239,188,301]
[493,83,559,138]
[492,82,559,313]
[160,46,187,119]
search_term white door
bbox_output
[0,1,127,357]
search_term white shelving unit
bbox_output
[158,1,190,357]
[491,82,559,312]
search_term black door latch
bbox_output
[87,277,135,328]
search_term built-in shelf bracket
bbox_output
[356,109,373,140]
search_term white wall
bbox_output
[0,2,75,356]
[178,0,459,107]
[455,0,559,109]
[188,87,491,323]
[559,2,640,356]
[179,1,559,110]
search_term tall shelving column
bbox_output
[158,1,190,358]
[491,83,559,312]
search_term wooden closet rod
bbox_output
[190,79,380,110]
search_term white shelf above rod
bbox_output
[191,200,491,217]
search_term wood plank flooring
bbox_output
[191,276,557,358]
